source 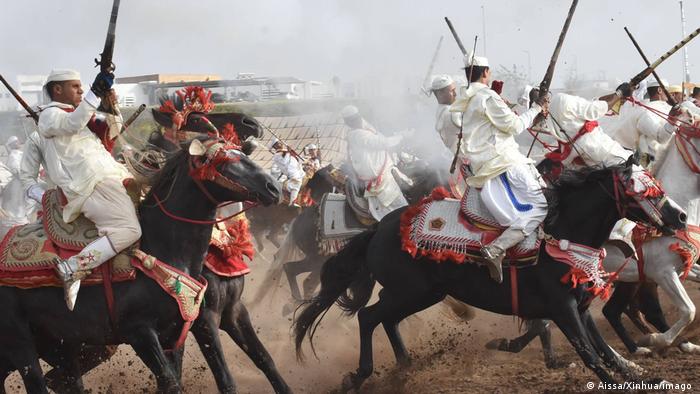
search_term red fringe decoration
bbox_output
[220,123,241,147]
[669,242,695,281]
[399,187,472,264]
[158,86,215,131]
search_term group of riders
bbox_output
[2,50,699,306]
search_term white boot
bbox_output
[54,236,118,311]
[480,228,527,283]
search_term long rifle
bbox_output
[526,0,579,158]
[421,36,444,96]
[444,17,467,55]
[539,0,578,98]
[449,36,478,174]
[119,104,146,134]
[260,122,303,161]
[630,26,700,87]
[95,0,121,116]
[0,74,39,123]
[624,27,676,106]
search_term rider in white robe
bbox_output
[451,53,547,283]
[38,69,140,310]
[269,138,305,207]
[342,105,408,222]
[431,75,462,153]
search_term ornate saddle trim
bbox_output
[669,225,700,281]
[131,249,207,322]
[400,187,539,265]
[543,234,611,300]
[42,189,98,251]
[460,185,503,230]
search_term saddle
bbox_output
[344,176,377,226]
[400,187,540,264]
[318,193,371,255]
[0,189,135,289]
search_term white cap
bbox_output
[430,75,453,91]
[341,105,360,119]
[306,143,318,150]
[267,137,280,150]
[463,52,489,68]
[668,85,683,94]
[6,136,18,146]
[46,69,81,83]
[647,78,668,88]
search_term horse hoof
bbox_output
[679,342,700,354]
[638,333,668,349]
[485,338,508,351]
[545,360,569,369]
[339,373,361,394]
[632,347,652,356]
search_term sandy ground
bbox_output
[5,239,700,393]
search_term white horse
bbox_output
[603,127,700,354]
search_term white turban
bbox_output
[646,78,668,88]
[463,52,489,68]
[430,75,453,91]
[267,137,280,150]
[46,69,81,83]
[341,105,360,119]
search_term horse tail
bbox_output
[293,229,376,360]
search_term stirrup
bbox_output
[54,258,84,311]
[480,246,504,284]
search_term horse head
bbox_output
[550,159,685,245]
[305,164,341,202]
[186,137,281,206]
[616,158,686,234]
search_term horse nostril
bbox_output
[679,212,688,224]
[266,182,279,196]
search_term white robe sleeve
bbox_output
[19,133,42,194]
[350,129,403,151]
[483,94,539,135]
[38,91,99,138]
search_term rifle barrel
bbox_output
[631,26,700,86]
[539,0,579,96]
[444,17,467,55]
[0,74,39,123]
[624,27,676,106]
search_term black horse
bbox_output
[294,163,686,390]
[0,135,280,394]
[262,158,450,310]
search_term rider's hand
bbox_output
[615,82,633,99]
[91,71,115,97]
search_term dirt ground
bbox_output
[5,240,700,393]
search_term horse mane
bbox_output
[544,164,626,225]
[142,149,189,196]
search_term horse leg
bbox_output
[623,283,656,335]
[191,309,237,394]
[127,327,181,393]
[485,319,542,353]
[531,319,564,369]
[342,290,442,392]
[580,309,643,382]
[221,298,292,394]
[165,348,184,383]
[638,269,696,350]
[638,280,700,353]
[9,348,47,394]
[300,257,324,300]
[380,291,444,368]
[45,345,117,393]
[601,282,649,355]
[283,259,308,302]
[551,304,615,383]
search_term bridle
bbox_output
[153,138,260,225]
[609,168,667,228]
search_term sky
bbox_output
[1,0,699,92]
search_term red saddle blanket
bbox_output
[0,189,136,289]
[0,222,136,289]
[400,188,540,264]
